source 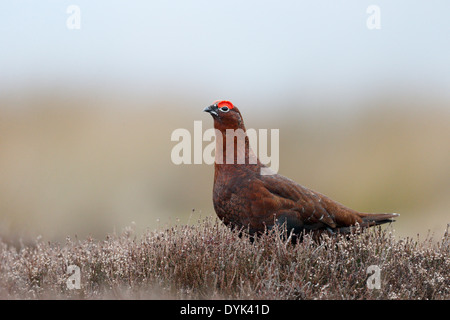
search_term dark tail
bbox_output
[335,213,399,234]
[359,212,400,227]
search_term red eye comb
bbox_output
[214,100,234,109]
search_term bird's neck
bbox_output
[213,125,263,176]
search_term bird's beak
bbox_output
[203,104,218,117]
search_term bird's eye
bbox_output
[220,106,230,113]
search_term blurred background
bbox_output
[1,1,449,243]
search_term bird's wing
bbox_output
[258,173,339,229]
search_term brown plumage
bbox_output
[203,100,399,239]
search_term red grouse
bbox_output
[203,100,398,239]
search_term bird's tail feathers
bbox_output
[333,213,399,234]
[359,212,400,227]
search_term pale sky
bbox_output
[1,1,449,105]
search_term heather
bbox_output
[0,218,448,299]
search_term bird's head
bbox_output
[203,100,245,130]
